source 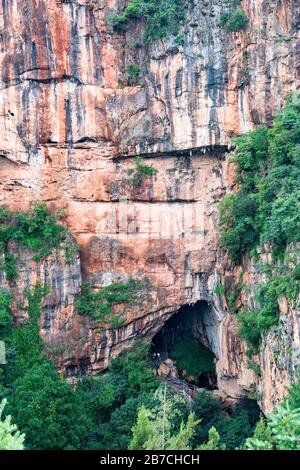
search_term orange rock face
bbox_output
[0,0,299,411]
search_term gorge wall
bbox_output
[0,0,300,414]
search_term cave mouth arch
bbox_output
[151,300,217,389]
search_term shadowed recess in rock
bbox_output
[151,301,217,388]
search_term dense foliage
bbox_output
[191,391,260,450]
[9,362,92,450]
[0,204,71,282]
[220,94,300,262]
[107,0,185,42]
[0,285,92,450]
[238,266,300,354]
[76,278,143,327]
[244,380,300,450]
[220,93,300,351]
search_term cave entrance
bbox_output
[151,301,217,389]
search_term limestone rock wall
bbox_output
[0,0,300,412]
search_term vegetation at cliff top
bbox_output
[0,203,75,282]
[107,0,185,42]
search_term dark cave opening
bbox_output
[151,301,217,389]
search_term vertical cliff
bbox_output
[0,0,300,413]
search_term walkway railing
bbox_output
[151,353,203,403]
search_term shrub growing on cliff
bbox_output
[237,268,300,353]
[0,289,12,332]
[126,63,140,85]
[220,93,300,261]
[4,284,49,384]
[220,1,248,32]
[76,278,143,324]
[13,203,67,261]
[107,0,185,42]
[0,203,70,281]
[220,8,248,32]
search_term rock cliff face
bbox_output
[0,0,300,413]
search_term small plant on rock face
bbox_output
[110,316,126,329]
[107,15,127,33]
[220,9,248,32]
[126,63,141,85]
[128,156,158,187]
[214,285,225,296]
[0,204,75,281]
[220,1,248,33]
[0,252,18,282]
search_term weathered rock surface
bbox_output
[0,0,300,413]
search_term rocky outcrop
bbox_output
[0,236,81,336]
[216,244,300,413]
[0,0,300,412]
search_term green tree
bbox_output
[0,399,25,450]
[8,361,92,450]
[167,412,199,450]
[268,402,300,450]
[129,406,153,450]
[128,385,198,450]
[244,396,300,450]
[197,427,225,450]
[77,341,159,450]
[244,417,273,450]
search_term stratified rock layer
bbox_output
[0,0,300,413]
